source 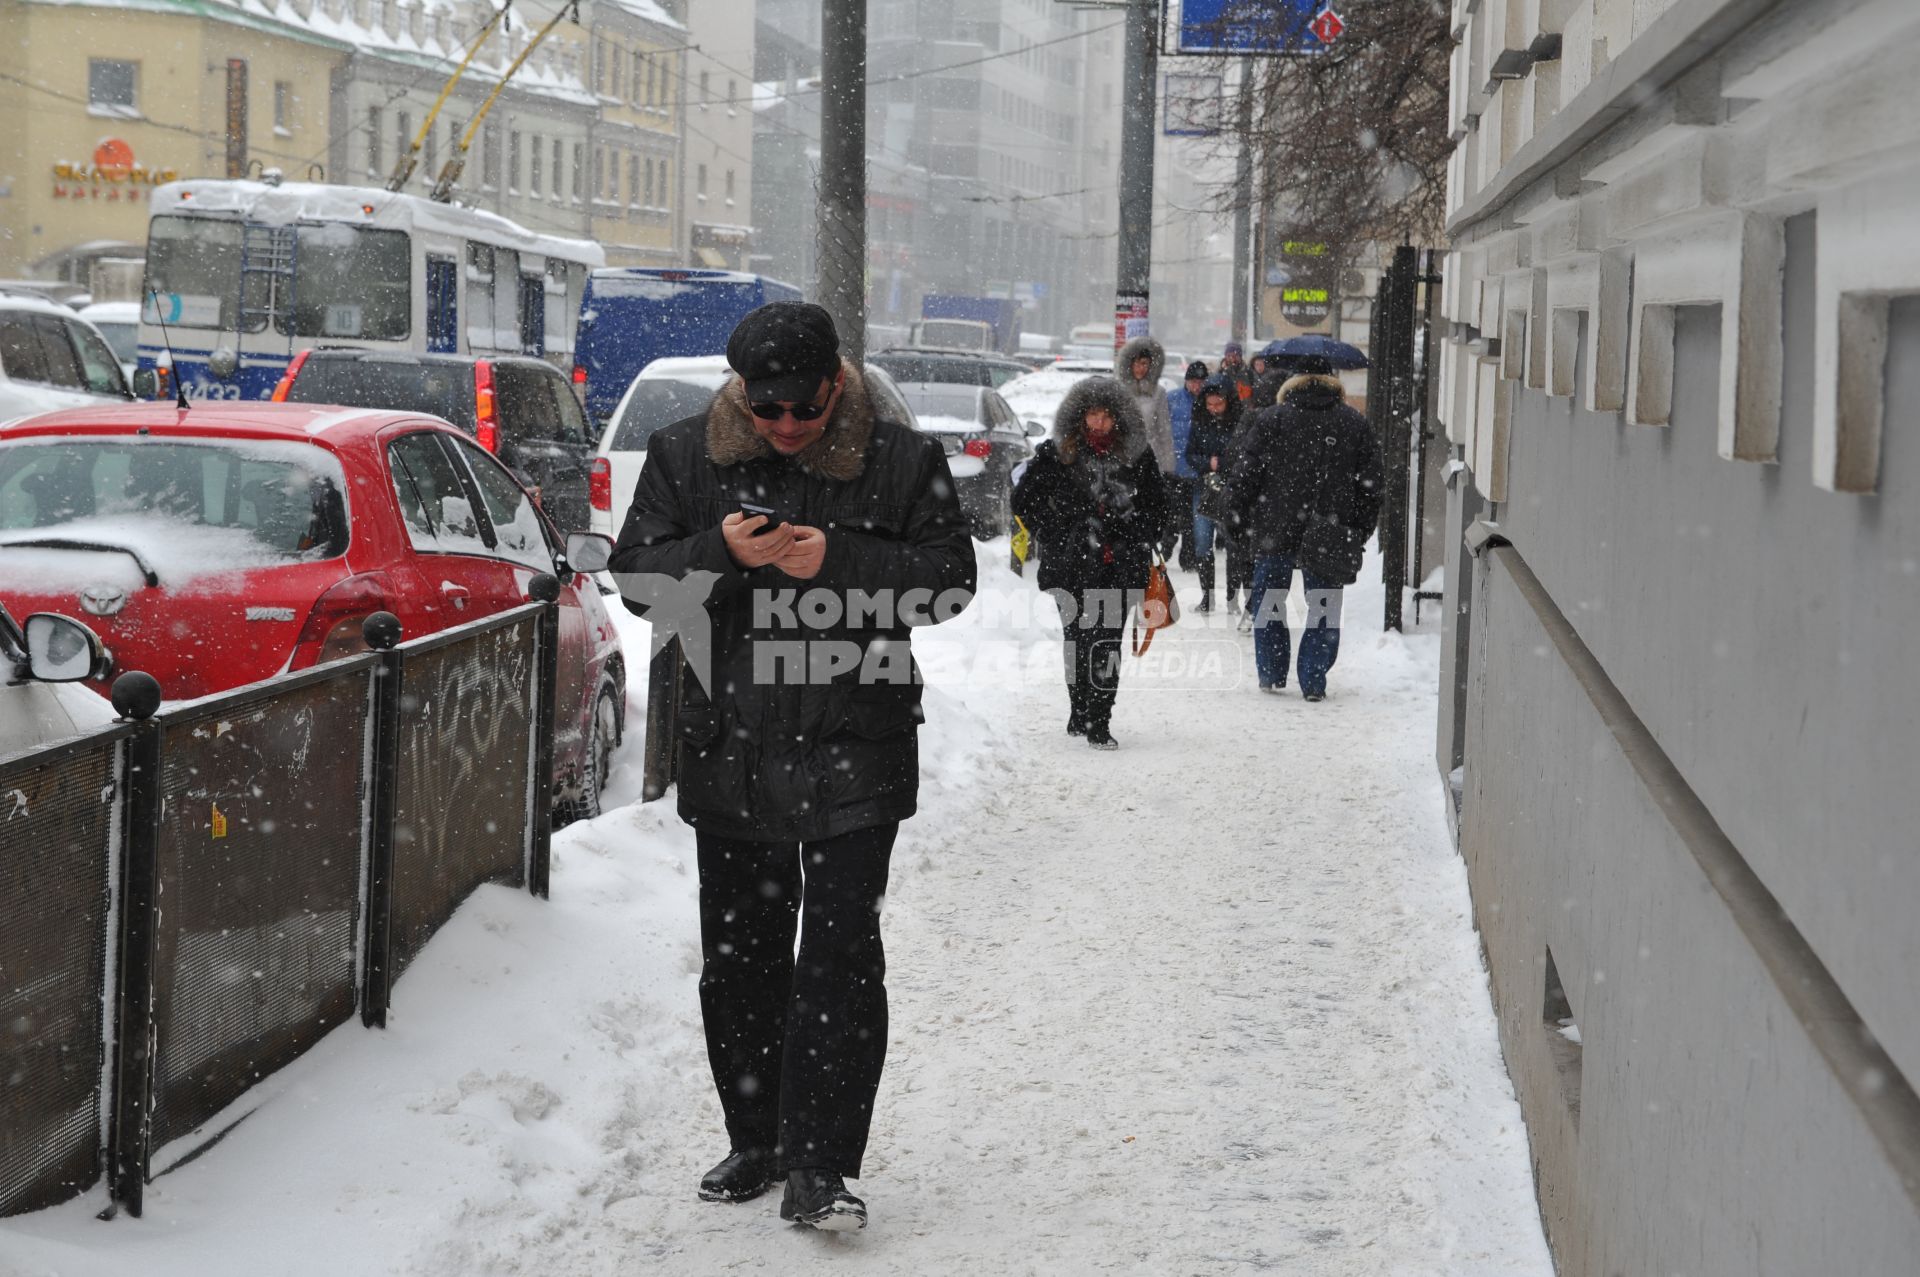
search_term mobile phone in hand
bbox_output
[740,502,781,536]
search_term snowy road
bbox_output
[1,544,1550,1276]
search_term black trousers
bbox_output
[1050,587,1125,732]
[696,821,897,1178]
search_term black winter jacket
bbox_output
[1225,374,1384,584]
[609,360,976,841]
[1011,376,1170,595]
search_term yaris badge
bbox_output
[79,585,128,616]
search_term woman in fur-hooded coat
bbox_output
[1114,334,1176,476]
[1011,376,1169,747]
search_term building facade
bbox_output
[582,0,685,266]
[1435,1,1920,1273]
[0,0,349,282]
[679,0,756,269]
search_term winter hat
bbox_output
[1184,360,1210,382]
[1294,354,1335,377]
[1223,341,1243,357]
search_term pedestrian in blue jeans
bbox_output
[1184,376,1242,612]
[1225,355,1383,701]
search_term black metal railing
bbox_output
[2,591,560,1221]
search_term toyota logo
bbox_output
[79,585,128,617]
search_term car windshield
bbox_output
[901,383,980,425]
[0,437,351,580]
[609,379,717,451]
[90,320,138,364]
[871,354,991,387]
[285,356,477,428]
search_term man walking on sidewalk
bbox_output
[609,301,976,1231]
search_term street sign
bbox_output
[1163,72,1223,137]
[1115,292,1150,347]
[1173,0,1340,57]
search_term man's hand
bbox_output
[722,511,795,568]
[776,525,828,580]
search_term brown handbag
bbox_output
[1131,551,1180,656]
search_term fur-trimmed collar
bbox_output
[705,356,875,482]
[1051,375,1152,465]
[1279,372,1346,405]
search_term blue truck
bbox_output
[914,294,1024,357]
[574,268,802,422]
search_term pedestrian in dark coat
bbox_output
[1166,359,1208,568]
[1183,375,1242,612]
[609,301,976,1231]
[1011,375,1169,750]
[1219,341,1254,401]
[1225,355,1383,700]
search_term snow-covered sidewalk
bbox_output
[1,545,1550,1276]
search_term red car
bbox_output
[0,402,625,819]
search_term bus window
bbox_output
[145,216,249,331]
[426,256,458,353]
[281,224,410,340]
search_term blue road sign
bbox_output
[1175,0,1333,56]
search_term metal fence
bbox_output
[1,597,560,1220]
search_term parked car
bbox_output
[869,348,1031,390]
[1000,362,1106,434]
[0,293,133,422]
[894,381,1030,538]
[77,301,141,381]
[0,402,626,820]
[591,355,921,541]
[0,601,115,758]
[273,349,597,536]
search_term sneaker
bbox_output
[698,1148,779,1203]
[1302,691,1326,703]
[780,1169,867,1231]
[1086,727,1119,750]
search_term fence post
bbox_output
[360,614,403,1029]
[526,579,560,899]
[105,674,161,1219]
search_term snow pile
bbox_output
[0,544,1549,1275]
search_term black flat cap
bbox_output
[727,301,841,404]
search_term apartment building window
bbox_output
[593,148,605,201]
[699,69,709,109]
[592,39,603,94]
[530,134,543,196]
[553,138,564,198]
[396,110,411,174]
[657,159,669,203]
[88,59,138,116]
[367,106,383,177]
[724,168,735,206]
[610,43,624,100]
[627,153,640,210]
[696,163,707,202]
[646,57,658,108]
[508,130,521,193]
[726,78,737,116]
[632,51,645,104]
[644,157,655,206]
[482,124,499,189]
[572,142,584,200]
[273,81,293,135]
[424,119,437,183]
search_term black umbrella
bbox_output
[1260,334,1370,370]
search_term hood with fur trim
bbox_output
[1051,375,1152,465]
[1114,335,1165,385]
[1278,371,1346,408]
[704,356,876,482]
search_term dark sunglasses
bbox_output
[749,398,828,422]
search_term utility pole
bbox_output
[1229,55,1254,345]
[817,0,868,363]
[1113,0,1157,348]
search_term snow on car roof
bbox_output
[638,356,734,388]
[0,291,87,320]
[78,301,140,323]
[0,401,434,443]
